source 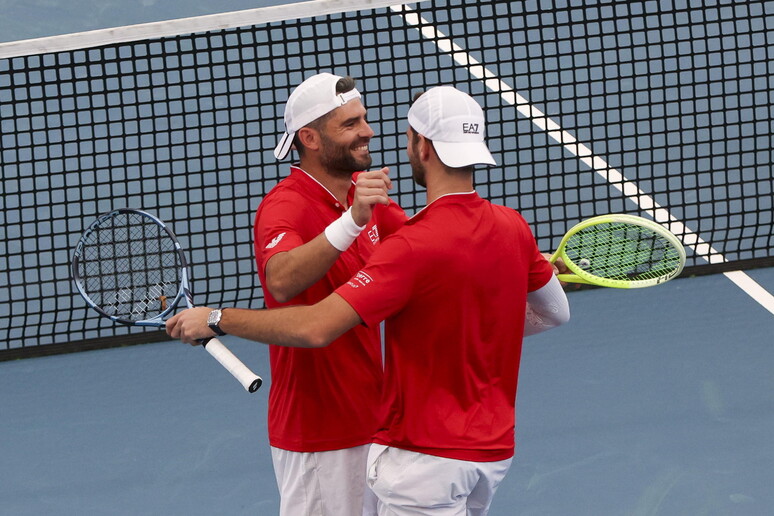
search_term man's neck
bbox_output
[425,174,474,205]
[298,160,352,206]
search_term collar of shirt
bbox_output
[408,191,478,223]
[289,165,358,213]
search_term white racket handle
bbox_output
[202,338,263,393]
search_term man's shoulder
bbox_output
[260,174,308,205]
[375,223,424,257]
[470,199,527,224]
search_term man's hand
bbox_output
[542,252,578,289]
[166,307,216,345]
[351,167,392,226]
[542,252,568,276]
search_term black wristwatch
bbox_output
[207,309,227,336]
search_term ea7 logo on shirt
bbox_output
[462,123,480,134]
[347,271,374,289]
[367,224,379,245]
[266,232,286,249]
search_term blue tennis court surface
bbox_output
[2,268,772,515]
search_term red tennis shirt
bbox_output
[255,166,406,452]
[336,192,553,462]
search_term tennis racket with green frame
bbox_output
[549,214,686,288]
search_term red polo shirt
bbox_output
[255,166,406,452]
[336,192,553,462]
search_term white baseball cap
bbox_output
[274,73,362,160]
[407,86,496,168]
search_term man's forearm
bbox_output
[264,233,342,302]
[166,294,363,348]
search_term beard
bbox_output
[319,132,372,177]
[409,150,426,188]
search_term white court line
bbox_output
[391,4,774,316]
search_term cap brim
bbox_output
[433,141,497,168]
[274,131,295,160]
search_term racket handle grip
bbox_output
[201,338,263,393]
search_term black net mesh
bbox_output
[1,0,772,356]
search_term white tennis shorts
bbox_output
[271,444,377,516]
[366,444,513,516]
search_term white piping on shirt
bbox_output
[294,166,357,210]
[410,191,476,219]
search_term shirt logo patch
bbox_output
[266,232,286,249]
[367,224,379,245]
[347,271,373,289]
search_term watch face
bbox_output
[207,309,226,335]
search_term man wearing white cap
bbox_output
[253,73,405,516]
[168,86,570,515]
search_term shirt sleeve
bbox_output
[528,246,555,292]
[515,209,554,292]
[254,194,309,275]
[335,235,416,327]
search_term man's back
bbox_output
[337,192,554,461]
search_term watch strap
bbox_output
[207,309,227,336]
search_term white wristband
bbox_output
[324,208,366,251]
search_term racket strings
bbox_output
[76,212,182,321]
[565,223,682,281]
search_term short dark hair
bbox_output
[292,76,358,157]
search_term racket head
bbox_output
[71,209,188,326]
[550,214,686,288]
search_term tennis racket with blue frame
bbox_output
[549,214,686,288]
[71,208,262,393]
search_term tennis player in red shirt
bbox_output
[253,73,405,516]
[169,85,570,515]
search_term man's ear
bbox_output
[417,134,434,161]
[297,127,320,152]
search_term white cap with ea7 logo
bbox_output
[274,73,362,160]
[407,86,496,168]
